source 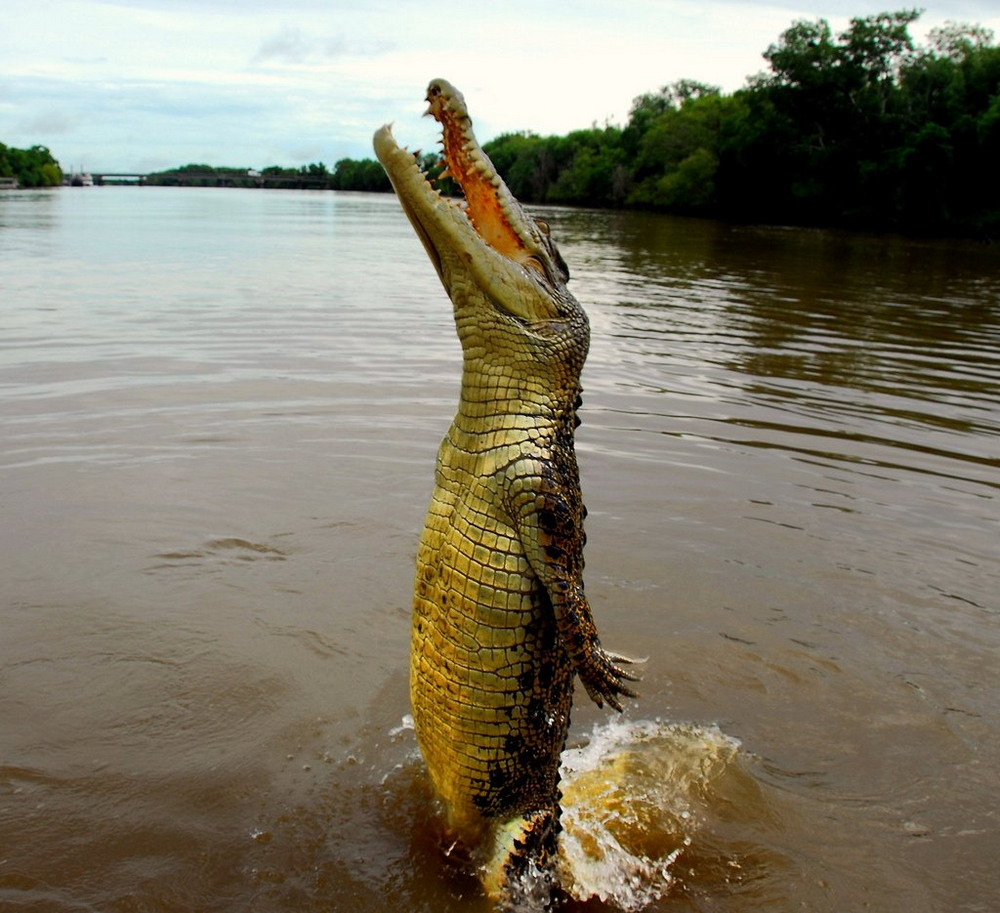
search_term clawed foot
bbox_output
[577,647,643,712]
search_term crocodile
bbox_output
[373,79,637,908]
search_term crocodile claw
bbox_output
[578,648,643,712]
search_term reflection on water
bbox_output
[1,188,998,912]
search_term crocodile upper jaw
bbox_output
[373,79,576,327]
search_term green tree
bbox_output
[0,143,63,187]
[547,127,628,206]
[330,157,390,192]
[928,20,995,61]
[484,132,568,203]
[721,10,926,227]
[482,128,627,207]
[897,24,1000,232]
[625,83,733,213]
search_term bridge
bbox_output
[92,173,147,185]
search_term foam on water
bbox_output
[557,717,742,910]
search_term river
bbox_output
[1,186,998,912]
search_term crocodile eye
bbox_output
[535,219,550,236]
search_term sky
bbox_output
[3,0,999,174]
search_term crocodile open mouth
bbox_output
[422,79,531,265]
[374,80,570,323]
[374,79,545,279]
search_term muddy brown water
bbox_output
[2,187,998,912]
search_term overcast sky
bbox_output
[3,0,998,174]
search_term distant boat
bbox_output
[0,176,19,190]
[69,172,94,187]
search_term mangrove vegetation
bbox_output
[0,144,63,188]
[142,160,392,191]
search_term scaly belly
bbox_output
[411,486,573,838]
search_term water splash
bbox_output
[557,717,742,910]
[389,713,415,738]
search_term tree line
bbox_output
[349,9,1000,237]
[0,144,62,187]
[143,160,390,191]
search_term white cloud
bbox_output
[252,26,394,65]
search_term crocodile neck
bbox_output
[450,367,582,454]
[451,301,588,452]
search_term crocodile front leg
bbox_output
[502,456,639,711]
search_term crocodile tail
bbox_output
[481,808,560,910]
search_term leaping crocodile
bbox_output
[374,79,637,908]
